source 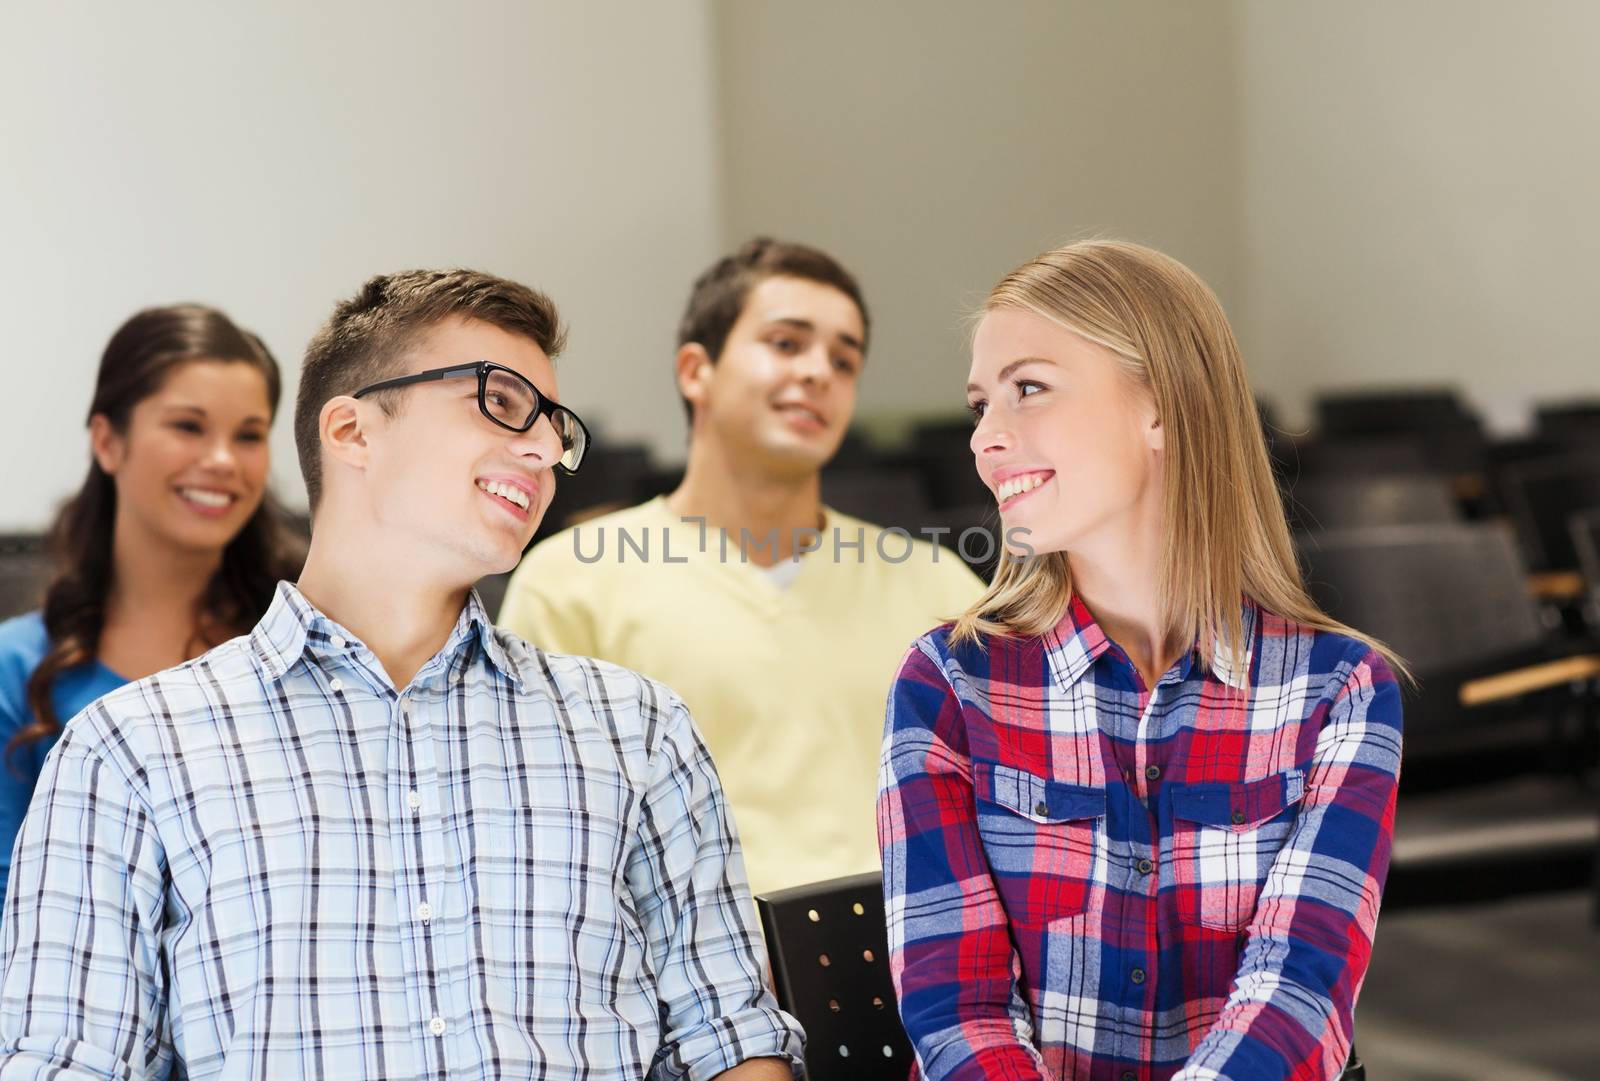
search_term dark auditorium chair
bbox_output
[1287,435,1434,480]
[1313,389,1487,476]
[1534,401,1600,446]
[822,467,934,534]
[757,872,910,1081]
[758,872,1368,1080]
[1496,452,1600,573]
[905,418,990,510]
[1314,388,1474,437]
[1297,521,1596,754]
[1572,507,1600,626]
[1297,521,1600,906]
[1285,474,1462,532]
[0,533,50,621]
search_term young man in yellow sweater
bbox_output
[499,239,982,896]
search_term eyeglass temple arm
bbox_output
[354,362,484,397]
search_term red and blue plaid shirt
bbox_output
[878,595,1402,1081]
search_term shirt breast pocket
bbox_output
[973,759,1105,928]
[1168,769,1306,932]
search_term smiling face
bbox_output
[967,306,1164,559]
[92,359,273,557]
[356,316,565,580]
[684,275,865,477]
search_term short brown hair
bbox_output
[675,238,869,423]
[295,268,567,509]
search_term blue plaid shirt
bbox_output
[879,597,1403,1080]
[0,583,802,1080]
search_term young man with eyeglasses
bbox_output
[0,269,802,1081]
[499,240,983,898]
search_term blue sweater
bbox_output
[0,612,126,906]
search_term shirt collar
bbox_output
[1044,593,1257,693]
[252,581,523,687]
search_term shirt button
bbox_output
[329,677,343,693]
[1034,800,1050,816]
[1130,967,1146,984]
[1231,810,1247,825]
[407,790,422,811]
[428,1016,446,1037]
[1144,765,1161,781]
[1122,1072,1137,1081]
[1136,858,1154,875]
[329,635,346,650]
[417,902,433,923]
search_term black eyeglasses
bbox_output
[352,361,590,475]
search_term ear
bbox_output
[675,343,714,422]
[319,395,374,476]
[88,413,124,474]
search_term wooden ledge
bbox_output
[1459,654,1600,706]
[1526,571,1585,601]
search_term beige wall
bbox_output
[711,0,1245,429]
[5,2,1595,531]
[0,0,724,528]
[1231,0,1600,433]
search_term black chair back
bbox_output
[1297,522,1545,678]
[1498,452,1600,571]
[0,534,50,621]
[822,467,933,533]
[757,871,911,1081]
[1315,388,1473,436]
[1534,401,1600,445]
[1286,475,1462,531]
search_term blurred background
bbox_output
[2,2,1598,1078]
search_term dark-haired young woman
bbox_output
[0,305,303,903]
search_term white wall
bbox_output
[7,2,1596,535]
[1231,0,1600,433]
[0,0,722,530]
[710,0,1245,428]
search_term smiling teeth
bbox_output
[478,480,530,510]
[179,488,232,508]
[998,473,1049,503]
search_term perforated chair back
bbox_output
[1297,521,1545,676]
[1286,474,1462,531]
[756,872,911,1081]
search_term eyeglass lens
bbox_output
[483,368,587,471]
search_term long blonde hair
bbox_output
[952,240,1407,682]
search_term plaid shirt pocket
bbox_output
[1168,769,1306,932]
[974,759,1106,927]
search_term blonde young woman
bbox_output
[878,241,1403,1081]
